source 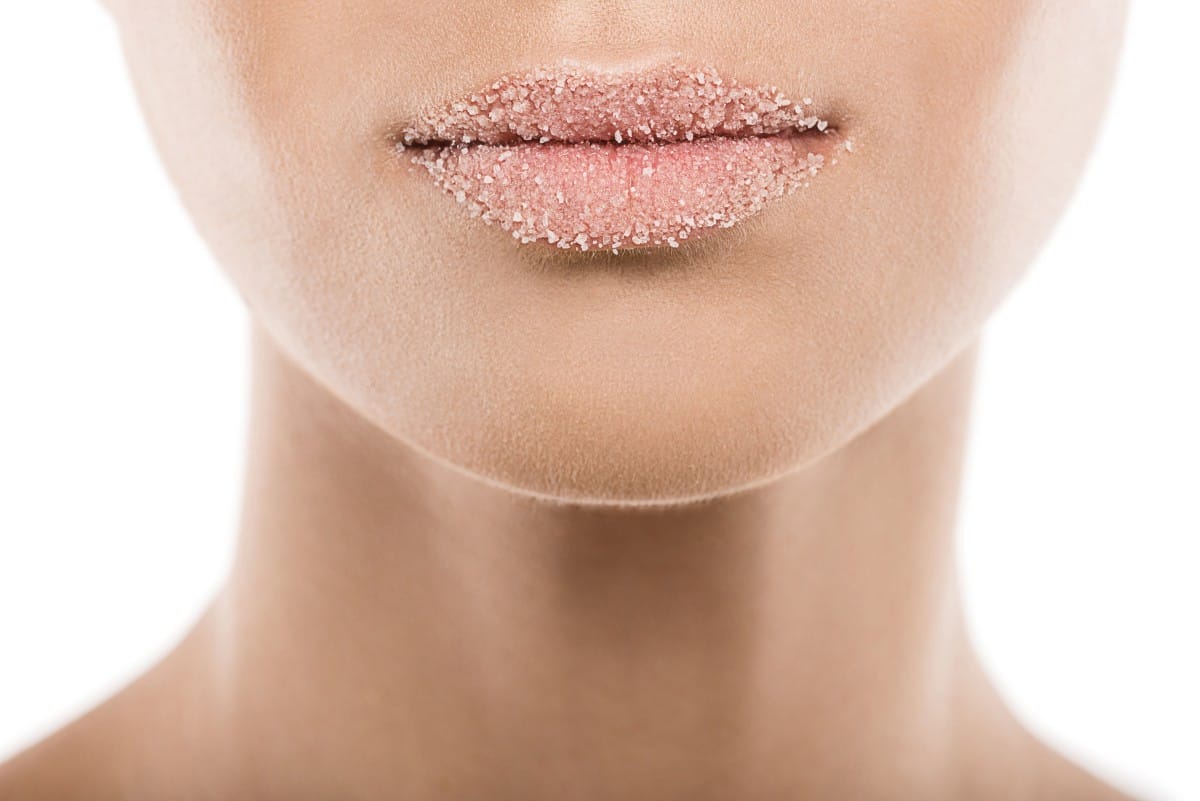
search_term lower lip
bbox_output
[407,129,836,252]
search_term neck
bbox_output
[187,325,1019,799]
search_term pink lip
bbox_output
[396,62,849,253]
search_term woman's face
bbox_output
[104,1,1126,504]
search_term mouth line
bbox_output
[403,127,834,150]
[394,60,851,253]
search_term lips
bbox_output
[396,62,849,253]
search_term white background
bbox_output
[1,4,1196,799]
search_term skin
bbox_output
[0,1,1136,799]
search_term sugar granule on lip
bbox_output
[411,135,853,251]
[399,61,852,252]
[399,63,834,146]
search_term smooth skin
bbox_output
[1,1,1136,799]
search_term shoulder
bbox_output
[0,644,210,801]
[0,616,229,800]
[0,710,127,801]
[1027,740,1145,801]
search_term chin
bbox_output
[372,355,859,508]
[422,416,819,509]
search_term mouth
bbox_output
[394,61,851,253]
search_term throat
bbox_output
[206,326,988,800]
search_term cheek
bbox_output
[835,0,1129,356]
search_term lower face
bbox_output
[107,1,1126,504]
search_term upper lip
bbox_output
[395,60,836,148]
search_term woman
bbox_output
[0,1,1137,799]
